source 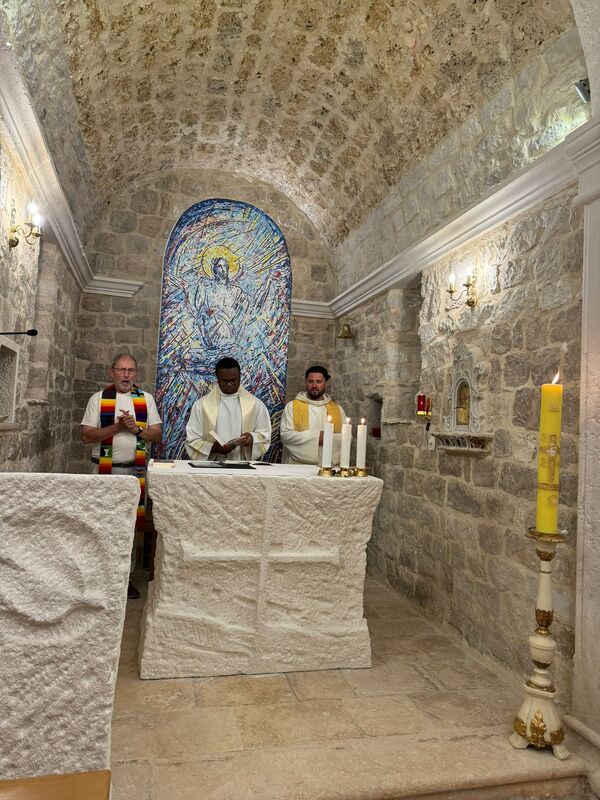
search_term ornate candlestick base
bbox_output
[318,467,333,477]
[339,467,353,478]
[355,467,368,477]
[509,528,569,760]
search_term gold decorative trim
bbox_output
[550,727,565,745]
[513,717,527,738]
[530,710,548,748]
[535,609,554,629]
[526,679,556,694]
[536,482,559,492]
[536,549,556,561]
[527,527,567,543]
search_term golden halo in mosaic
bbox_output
[198,245,240,278]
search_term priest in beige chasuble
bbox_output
[185,357,271,461]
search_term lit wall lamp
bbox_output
[574,78,591,104]
[8,201,43,248]
[446,270,477,310]
[416,394,432,421]
[336,318,356,339]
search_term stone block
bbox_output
[493,429,512,458]
[471,458,498,488]
[498,258,529,290]
[485,491,516,525]
[437,451,463,478]
[126,234,152,255]
[446,480,484,516]
[109,210,137,233]
[529,345,562,385]
[139,471,382,678]
[478,523,504,555]
[130,188,159,215]
[512,387,538,429]
[423,475,447,506]
[539,279,573,311]
[0,473,139,779]
[490,323,511,354]
[548,304,582,344]
[498,462,536,500]
[487,557,522,592]
[81,294,111,313]
[93,232,123,256]
[503,353,530,387]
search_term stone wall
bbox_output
[335,187,582,699]
[332,28,589,295]
[0,132,81,472]
[69,167,335,470]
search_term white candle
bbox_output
[356,417,367,469]
[340,417,352,469]
[321,415,334,469]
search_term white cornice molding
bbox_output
[564,116,600,206]
[291,299,334,319]
[0,36,142,299]
[330,145,577,317]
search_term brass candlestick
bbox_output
[509,527,569,760]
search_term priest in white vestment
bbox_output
[280,365,345,465]
[185,357,271,461]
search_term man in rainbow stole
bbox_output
[81,353,162,599]
[280,365,346,465]
[185,357,271,461]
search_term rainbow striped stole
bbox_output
[99,384,148,524]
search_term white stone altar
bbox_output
[0,473,139,780]
[139,462,383,679]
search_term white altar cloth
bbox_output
[139,462,383,679]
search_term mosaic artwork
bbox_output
[156,199,292,459]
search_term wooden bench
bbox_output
[0,770,110,799]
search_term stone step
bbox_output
[128,731,591,800]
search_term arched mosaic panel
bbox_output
[156,199,292,459]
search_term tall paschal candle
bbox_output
[535,372,563,534]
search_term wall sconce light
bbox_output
[416,394,432,421]
[8,201,43,248]
[337,318,356,339]
[574,78,591,104]
[447,270,477,310]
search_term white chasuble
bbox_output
[280,393,345,465]
[185,385,271,461]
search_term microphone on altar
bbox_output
[0,329,38,336]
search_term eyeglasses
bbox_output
[113,367,137,374]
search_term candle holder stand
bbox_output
[509,527,569,760]
[318,467,369,477]
[318,467,333,477]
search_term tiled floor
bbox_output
[111,573,584,800]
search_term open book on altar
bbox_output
[188,461,255,469]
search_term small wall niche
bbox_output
[0,337,19,428]
[367,395,382,438]
[433,342,492,454]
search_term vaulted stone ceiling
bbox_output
[4,0,574,245]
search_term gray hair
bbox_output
[111,353,138,369]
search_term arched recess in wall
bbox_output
[156,198,292,459]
